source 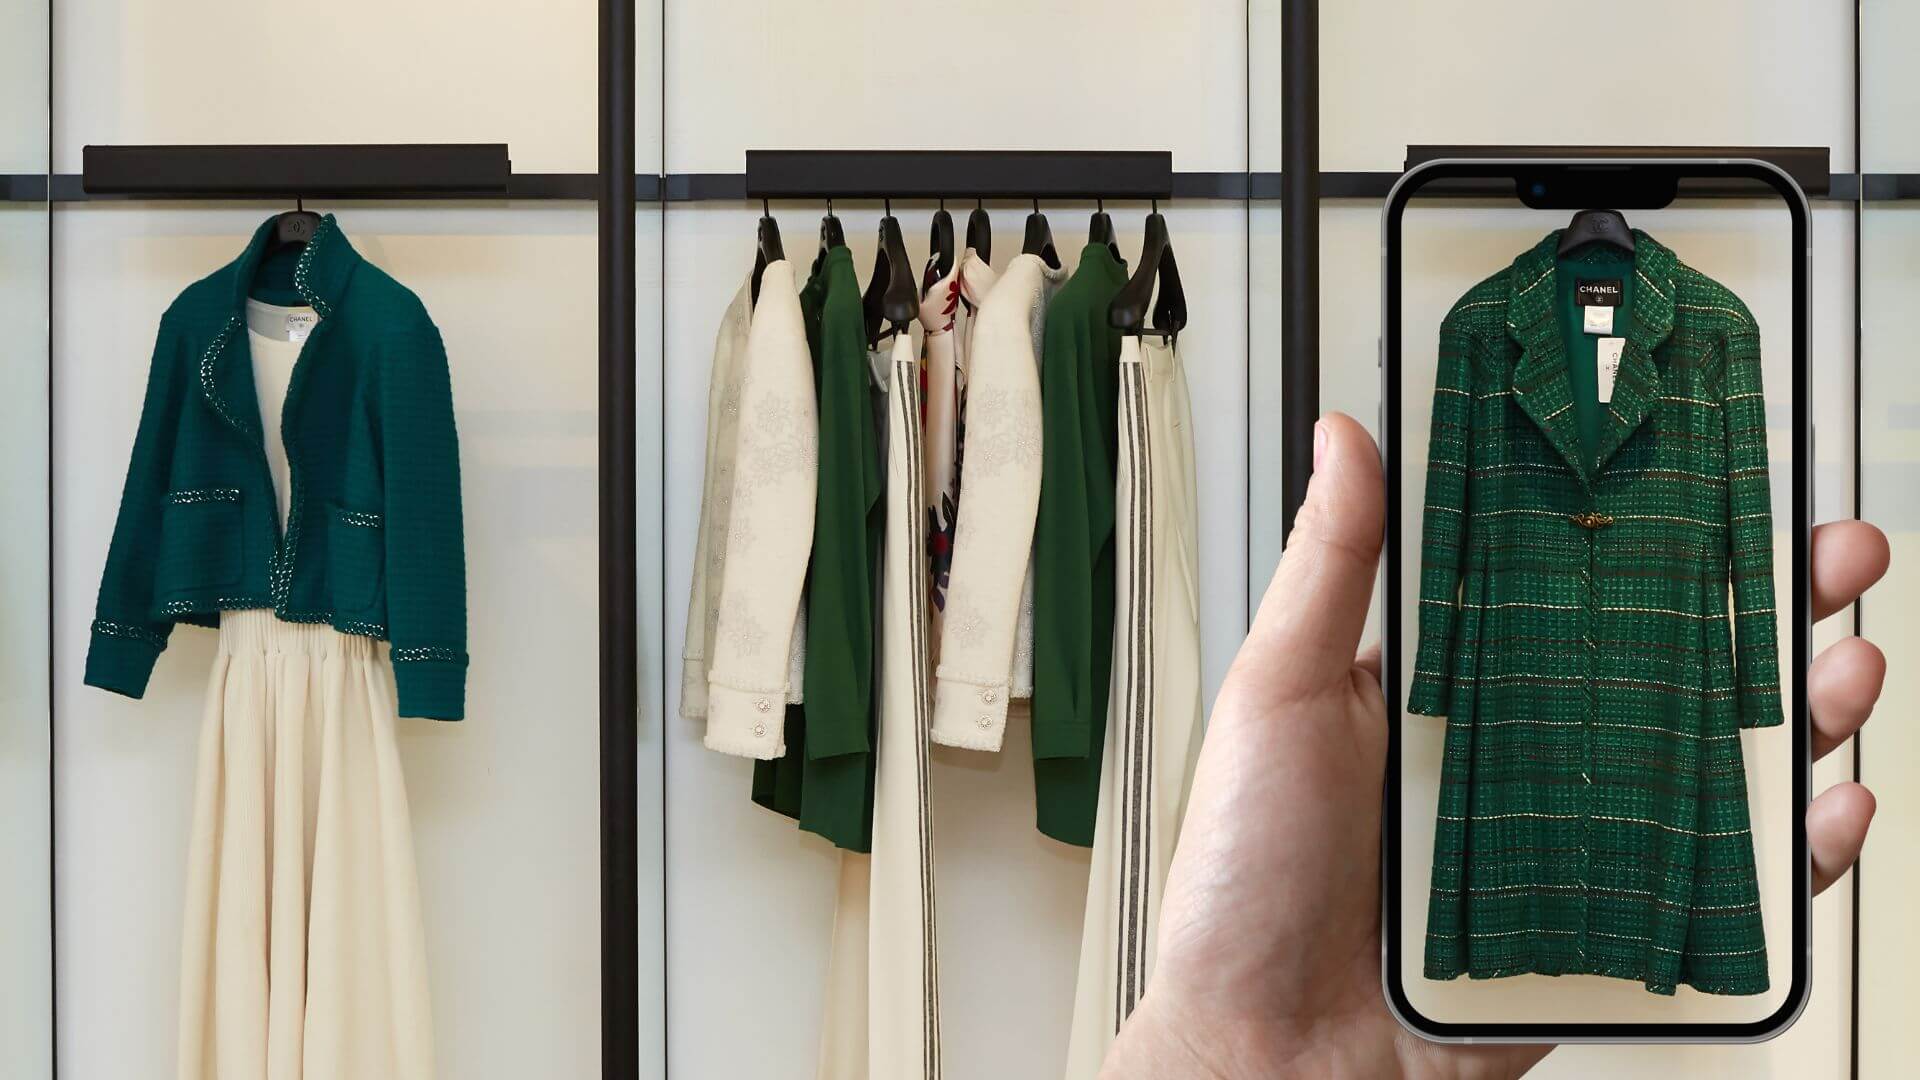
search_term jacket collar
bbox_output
[200,214,362,443]
[1504,228,1677,484]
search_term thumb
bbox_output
[1230,412,1384,704]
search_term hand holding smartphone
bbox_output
[1381,159,1811,1041]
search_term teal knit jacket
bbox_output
[85,214,468,720]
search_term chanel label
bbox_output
[284,311,318,343]
[1575,278,1624,307]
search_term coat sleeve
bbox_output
[1406,309,1475,717]
[706,280,821,759]
[84,316,186,698]
[1722,315,1784,729]
[795,280,879,760]
[931,277,1046,751]
[1030,306,1107,760]
[380,328,469,721]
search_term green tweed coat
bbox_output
[1409,230,1782,996]
[86,214,467,720]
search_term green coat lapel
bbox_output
[1504,236,1589,483]
[1504,229,1679,483]
[1589,234,1677,471]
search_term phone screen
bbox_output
[1381,161,1811,1040]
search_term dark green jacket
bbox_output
[85,214,468,720]
[1412,230,1779,995]
[1031,244,1128,846]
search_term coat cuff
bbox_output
[394,657,466,721]
[931,671,1011,751]
[704,679,788,759]
[1406,670,1450,717]
[85,624,166,699]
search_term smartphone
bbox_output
[1380,158,1812,1042]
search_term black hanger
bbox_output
[1556,209,1635,257]
[1022,198,1060,269]
[1088,198,1122,261]
[1108,202,1187,340]
[264,198,323,258]
[819,197,846,250]
[924,200,956,294]
[751,199,784,308]
[966,199,992,263]
[863,200,919,346]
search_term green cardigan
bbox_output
[1031,244,1129,846]
[85,214,468,720]
[1411,230,1779,995]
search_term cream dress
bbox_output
[176,300,434,1079]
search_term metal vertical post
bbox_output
[1281,0,1320,540]
[599,0,638,1072]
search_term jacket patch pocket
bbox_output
[328,504,386,615]
[156,489,243,592]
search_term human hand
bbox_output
[1100,412,1889,1079]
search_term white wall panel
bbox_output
[54,0,598,173]
[1319,1,1853,173]
[663,0,1248,173]
[0,204,52,1080]
[1857,202,1920,1080]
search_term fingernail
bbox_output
[1313,420,1328,471]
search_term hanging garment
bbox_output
[929,252,1063,751]
[1063,334,1204,1077]
[815,332,944,1080]
[706,260,819,759]
[682,279,808,723]
[1410,230,1780,996]
[1030,243,1130,846]
[920,262,962,655]
[176,613,433,1080]
[750,245,881,853]
[85,213,467,720]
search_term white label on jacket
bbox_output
[1583,305,1614,335]
[285,312,318,342]
[1597,338,1625,403]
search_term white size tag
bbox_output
[1597,338,1625,403]
[285,311,318,343]
[1583,305,1614,335]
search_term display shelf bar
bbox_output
[81,143,512,198]
[8,169,1883,204]
[744,149,1174,200]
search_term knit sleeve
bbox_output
[795,273,880,761]
[1723,315,1783,729]
[1030,303,1104,760]
[1407,309,1475,717]
[706,270,820,759]
[379,328,468,721]
[85,316,186,698]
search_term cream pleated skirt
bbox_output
[177,610,433,1080]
